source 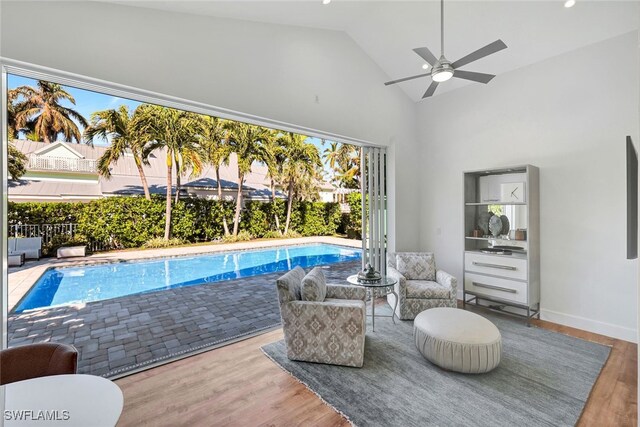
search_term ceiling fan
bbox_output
[384,0,507,99]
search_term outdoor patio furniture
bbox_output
[0,343,78,385]
[8,252,25,267]
[8,238,25,266]
[276,266,367,367]
[387,252,457,320]
[10,237,42,260]
[57,245,86,258]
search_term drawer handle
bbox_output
[472,281,517,293]
[472,261,517,271]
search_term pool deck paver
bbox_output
[8,249,363,378]
[8,236,361,310]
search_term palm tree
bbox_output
[173,133,204,204]
[199,115,232,236]
[7,87,30,140]
[324,142,361,189]
[224,121,272,236]
[84,105,152,200]
[263,129,287,232]
[323,141,344,170]
[135,104,202,239]
[278,132,321,234]
[8,143,27,180]
[13,81,88,143]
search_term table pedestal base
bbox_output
[367,289,398,332]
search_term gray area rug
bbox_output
[262,306,611,427]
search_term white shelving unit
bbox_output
[462,165,540,324]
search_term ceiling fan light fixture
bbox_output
[432,69,453,82]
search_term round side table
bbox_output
[347,275,398,332]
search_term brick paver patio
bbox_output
[8,260,362,378]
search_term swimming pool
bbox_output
[14,244,362,313]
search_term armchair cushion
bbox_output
[406,280,452,299]
[396,253,436,281]
[301,267,327,302]
[276,266,306,304]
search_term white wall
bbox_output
[0,0,421,252]
[418,32,640,342]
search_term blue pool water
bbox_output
[14,244,361,313]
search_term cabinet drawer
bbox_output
[465,252,527,281]
[464,273,528,305]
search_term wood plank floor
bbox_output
[115,312,637,427]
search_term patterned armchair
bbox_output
[276,267,367,368]
[387,252,457,320]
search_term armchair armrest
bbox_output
[326,284,366,301]
[436,270,458,299]
[386,266,407,298]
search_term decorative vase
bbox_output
[357,263,381,284]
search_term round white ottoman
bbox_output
[413,308,502,374]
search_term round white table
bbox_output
[1,374,123,427]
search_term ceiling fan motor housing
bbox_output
[431,57,455,81]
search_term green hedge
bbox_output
[242,200,342,237]
[8,201,84,224]
[345,192,363,238]
[9,196,361,251]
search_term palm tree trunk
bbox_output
[215,166,230,236]
[164,151,173,240]
[270,178,281,233]
[232,170,244,236]
[175,173,181,204]
[284,179,295,234]
[134,156,151,201]
[174,155,181,204]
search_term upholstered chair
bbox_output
[387,252,457,320]
[0,343,78,385]
[276,266,367,367]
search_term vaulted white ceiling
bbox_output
[110,1,639,102]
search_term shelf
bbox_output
[465,237,527,242]
[465,202,527,206]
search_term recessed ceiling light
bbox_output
[422,64,430,70]
[564,0,575,8]
[322,0,331,4]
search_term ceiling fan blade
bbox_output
[384,73,430,86]
[453,70,496,84]
[422,81,439,99]
[451,39,507,69]
[413,47,438,66]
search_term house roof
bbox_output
[8,179,103,200]
[33,141,86,158]
[10,139,280,199]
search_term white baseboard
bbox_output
[539,308,637,343]
[457,290,637,343]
